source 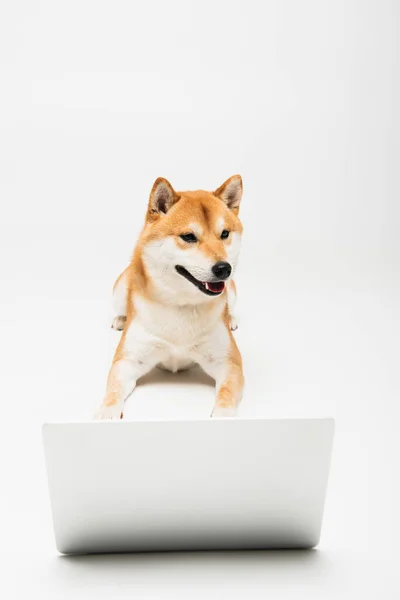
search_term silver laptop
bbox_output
[42,418,334,554]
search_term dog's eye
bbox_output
[180,233,198,243]
[221,230,230,239]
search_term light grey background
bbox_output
[1,1,399,598]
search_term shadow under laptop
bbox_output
[54,549,333,587]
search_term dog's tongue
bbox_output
[205,281,225,293]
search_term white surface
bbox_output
[1,0,399,598]
[43,419,334,553]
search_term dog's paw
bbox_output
[211,406,238,418]
[229,314,238,331]
[111,316,126,331]
[93,404,123,420]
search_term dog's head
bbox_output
[140,175,243,305]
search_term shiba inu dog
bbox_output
[94,175,244,420]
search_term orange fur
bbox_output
[95,176,244,419]
[121,187,242,320]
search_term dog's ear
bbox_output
[148,177,180,217]
[214,175,243,212]
[214,175,243,213]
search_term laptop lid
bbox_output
[43,418,334,554]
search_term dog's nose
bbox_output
[212,261,232,280]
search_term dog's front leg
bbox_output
[211,360,244,417]
[94,321,167,420]
[93,359,143,420]
[194,323,244,418]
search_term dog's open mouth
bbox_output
[175,265,225,296]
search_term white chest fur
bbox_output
[120,295,223,373]
[133,294,225,347]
